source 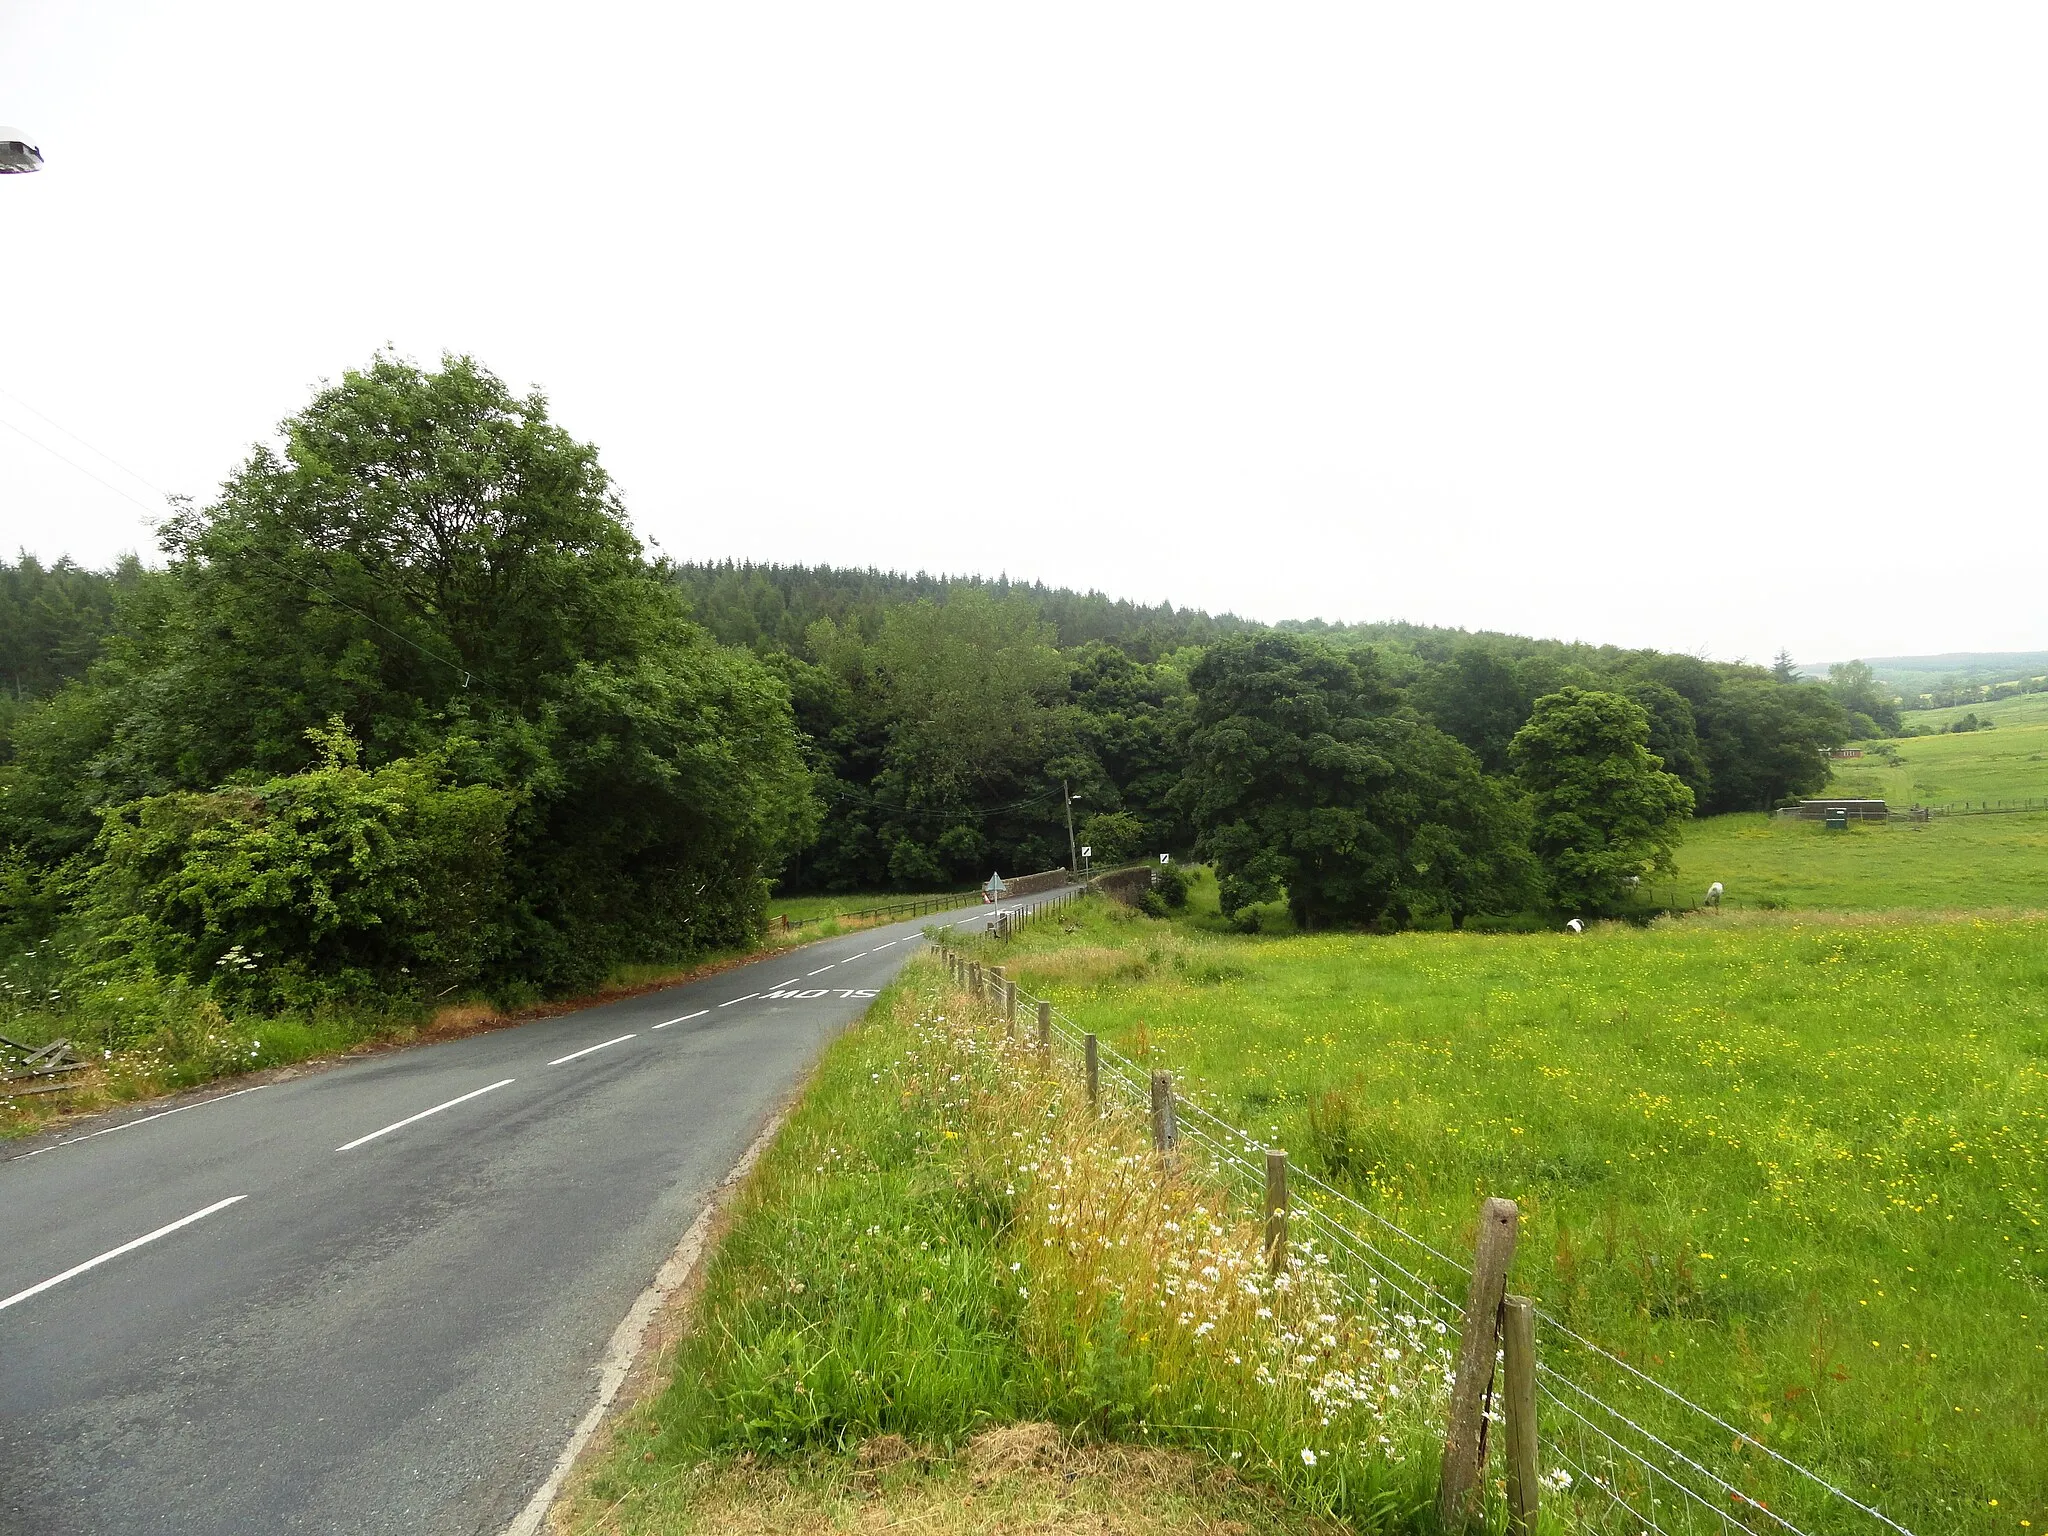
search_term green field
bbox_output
[1904,690,2048,734]
[987,882,2046,1535]
[1671,811,2048,913]
[767,890,975,926]
[1825,717,2048,807]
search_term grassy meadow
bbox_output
[1904,691,2048,733]
[1656,710,2048,915]
[1825,716,2048,807]
[1669,810,2048,913]
[979,878,2044,1535]
[766,890,977,932]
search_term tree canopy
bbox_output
[2,354,814,998]
[1510,688,1695,915]
[1175,634,1532,930]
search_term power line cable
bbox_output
[0,392,476,688]
[0,383,168,500]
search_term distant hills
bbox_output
[1819,652,2048,708]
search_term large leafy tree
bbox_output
[1694,679,1847,812]
[5,354,815,991]
[1509,687,1694,914]
[1823,659,1902,738]
[1175,633,1532,930]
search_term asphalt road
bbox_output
[0,890,1062,1535]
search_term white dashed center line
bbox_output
[652,1010,708,1030]
[336,1079,518,1149]
[548,1035,635,1067]
[1,1196,248,1313]
[806,966,835,976]
[718,994,759,1008]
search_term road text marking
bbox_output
[652,1010,708,1030]
[335,1079,517,1150]
[548,1036,635,1066]
[0,1195,247,1313]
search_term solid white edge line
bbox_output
[14,1084,267,1160]
[0,1195,247,1313]
[547,1035,635,1067]
[501,1105,789,1536]
[651,1010,708,1030]
[335,1079,518,1150]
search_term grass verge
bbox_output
[565,1429,1348,1535]
[558,960,1459,1536]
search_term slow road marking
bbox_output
[0,1195,247,1313]
[548,1036,635,1067]
[336,1079,517,1150]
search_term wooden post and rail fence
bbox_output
[938,891,1546,1535]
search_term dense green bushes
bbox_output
[1,354,815,1021]
[84,722,514,1008]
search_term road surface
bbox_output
[0,889,1063,1534]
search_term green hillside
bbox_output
[1827,718,2048,806]
[1906,691,2048,733]
[1847,650,2048,699]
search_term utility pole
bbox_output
[1062,778,1080,874]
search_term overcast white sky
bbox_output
[2,4,2042,668]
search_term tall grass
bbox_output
[571,963,1471,1535]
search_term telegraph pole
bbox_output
[1062,778,1080,874]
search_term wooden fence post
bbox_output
[1503,1295,1539,1536]
[1036,999,1051,1062]
[1436,1196,1519,1533]
[1149,1070,1176,1152]
[1084,1033,1100,1112]
[1264,1149,1289,1274]
[1004,979,1017,1035]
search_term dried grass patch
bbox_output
[568,1433,1344,1536]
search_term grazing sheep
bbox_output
[1565,918,1585,933]
[1705,881,1724,907]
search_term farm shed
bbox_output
[1791,798,1889,821]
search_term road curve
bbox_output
[0,890,1064,1535]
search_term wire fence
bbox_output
[939,891,1918,1536]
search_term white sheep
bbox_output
[1705,881,1724,908]
[1565,918,1585,934]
